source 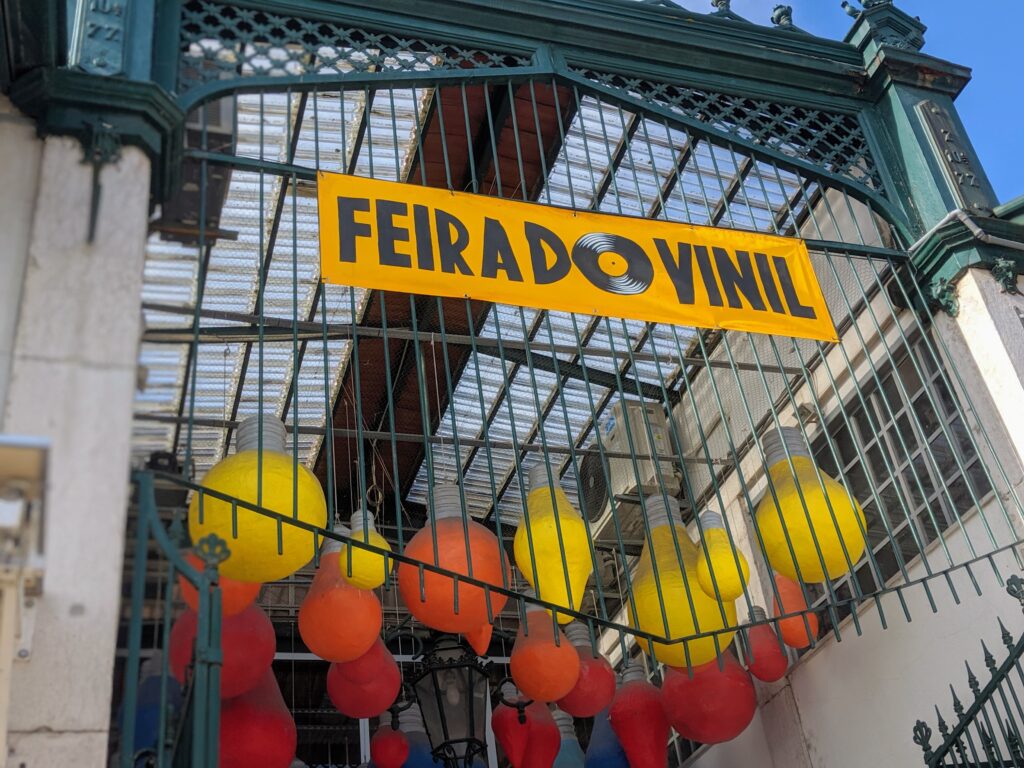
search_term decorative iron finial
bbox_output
[981,640,996,673]
[194,533,231,568]
[912,720,933,758]
[841,1,860,18]
[965,661,980,697]
[999,618,1015,651]
[1007,574,1024,610]
[770,5,793,27]
[711,0,730,10]
[935,706,950,739]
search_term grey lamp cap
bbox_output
[619,659,647,684]
[431,483,464,520]
[236,413,288,454]
[398,703,426,734]
[500,681,521,700]
[350,509,377,534]
[527,463,553,492]
[643,494,679,530]
[699,510,725,531]
[551,707,577,739]
[762,426,810,468]
[750,605,768,623]
[562,622,592,648]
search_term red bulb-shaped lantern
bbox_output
[492,683,532,768]
[326,638,401,718]
[179,552,261,617]
[298,541,382,662]
[662,652,756,744]
[772,573,819,649]
[510,602,580,703]
[397,484,510,653]
[555,622,616,717]
[744,606,789,682]
[169,603,275,698]
[219,669,296,768]
[371,725,410,768]
[608,662,669,768]
[521,701,560,768]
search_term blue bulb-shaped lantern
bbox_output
[584,707,628,768]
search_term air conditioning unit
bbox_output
[579,400,681,535]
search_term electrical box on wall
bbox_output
[603,399,680,501]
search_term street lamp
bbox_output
[411,635,490,768]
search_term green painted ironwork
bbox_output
[118,471,225,768]
[913,576,1024,768]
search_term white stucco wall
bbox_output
[3,136,151,767]
[0,95,43,429]
[687,266,1024,768]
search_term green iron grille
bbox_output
[178,0,533,95]
[575,66,884,191]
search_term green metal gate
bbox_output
[101,1,1024,764]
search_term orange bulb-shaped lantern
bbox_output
[510,598,580,703]
[298,540,382,662]
[555,622,615,718]
[178,552,261,617]
[772,573,819,649]
[397,483,510,653]
[744,606,789,682]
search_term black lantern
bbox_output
[411,634,490,768]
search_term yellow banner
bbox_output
[317,173,837,342]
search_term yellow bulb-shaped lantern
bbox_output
[514,464,593,624]
[188,414,327,583]
[695,510,749,602]
[628,495,736,668]
[341,509,393,590]
[755,427,867,583]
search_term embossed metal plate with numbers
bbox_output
[70,0,128,76]
[917,99,992,214]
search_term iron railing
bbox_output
[913,576,1024,768]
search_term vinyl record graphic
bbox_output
[571,233,654,295]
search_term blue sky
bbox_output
[723,0,1023,204]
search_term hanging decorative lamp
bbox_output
[491,683,532,768]
[327,637,402,718]
[551,708,585,768]
[169,602,275,698]
[371,724,410,768]
[584,707,628,768]
[399,702,443,768]
[219,669,297,768]
[772,572,819,649]
[298,539,382,662]
[342,508,393,590]
[627,494,736,668]
[510,593,580,703]
[412,635,491,768]
[755,426,866,582]
[187,414,327,583]
[555,622,615,718]
[608,661,669,768]
[515,464,594,624]
[178,551,260,616]
[695,510,749,601]
[743,606,789,682]
[398,483,510,655]
[662,652,757,744]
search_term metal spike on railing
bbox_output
[935,706,950,740]
[980,724,997,763]
[952,686,966,719]
[966,661,981,698]
[981,640,997,673]
[1000,617,1015,651]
